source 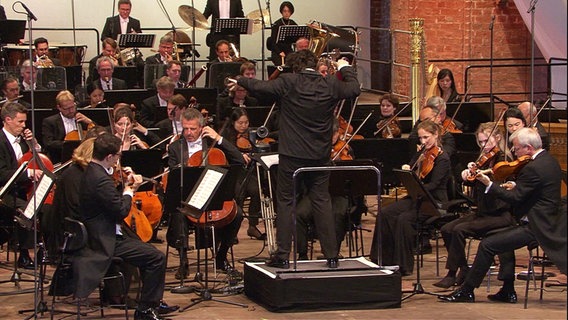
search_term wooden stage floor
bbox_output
[1,196,566,319]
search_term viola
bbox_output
[490,155,531,181]
[123,198,153,242]
[337,115,354,138]
[466,146,500,182]
[236,133,253,153]
[418,146,442,179]
[376,117,402,139]
[331,139,353,161]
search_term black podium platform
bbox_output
[244,257,401,312]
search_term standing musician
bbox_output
[224,108,265,240]
[42,90,95,163]
[234,50,361,269]
[361,93,402,138]
[112,105,160,151]
[145,35,175,65]
[101,0,142,41]
[166,108,245,273]
[434,122,516,288]
[269,1,298,66]
[73,134,177,320]
[0,103,43,270]
[517,101,550,151]
[137,76,175,128]
[369,120,451,275]
[440,127,566,303]
[203,0,244,60]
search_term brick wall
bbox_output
[370,0,547,104]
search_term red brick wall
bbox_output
[370,0,547,104]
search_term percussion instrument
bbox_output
[53,43,86,66]
[178,5,209,29]
[246,9,270,33]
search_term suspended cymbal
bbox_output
[246,9,270,33]
[166,30,192,44]
[178,5,209,29]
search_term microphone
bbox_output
[489,15,495,30]
[18,2,38,21]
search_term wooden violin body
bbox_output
[466,146,500,182]
[491,155,531,181]
[124,199,153,242]
[418,146,442,179]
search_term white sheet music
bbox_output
[23,174,54,219]
[187,169,224,210]
[260,154,279,169]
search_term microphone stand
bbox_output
[190,0,197,78]
[527,0,538,124]
[489,14,495,120]
[256,0,267,80]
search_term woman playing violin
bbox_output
[112,105,161,151]
[225,108,265,240]
[166,108,245,271]
[369,120,451,275]
[433,122,515,288]
[360,93,401,138]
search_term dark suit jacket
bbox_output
[89,77,128,92]
[145,54,165,65]
[203,0,244,20]
[101,15,142,41]
[137,95,163,128]
[0,6,6,20]
[238,67,360,160]
[409,148,451,203]
[167,135,244,168]
[41,114,66,163]
[488,150,566,274]
[74,162,133,298]
[0,129,31,195]
[155,118,174,140]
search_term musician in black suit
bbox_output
[32,37,61,67]
[0,103,43,269]
[73,134,173,320]
[88,38,119,83]
[155,94,187,140]
[42,90,94,164]
[145,35,174,65]
[235,50,361,269]
[203,0,244,60]
[137,76,174,128]
[166,108,244,274]
[517,101,550,151]
[440,127,566,303]
[1,77,30,109]
[101,0,142,41]
[88,56,128,92]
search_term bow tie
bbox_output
[14,136,21,144]
[188,140,202,148]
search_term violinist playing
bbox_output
[369,120,451,276]
[166,108,245,273]
[433,122,516,289]
[42,90,95,164]
[112,105,161,151]
[225,108,265,240]
[364,93,402,139]
[0,102,43,270]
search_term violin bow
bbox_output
[529,95,552,127]
[476,108,507,163]
[373,97,415,136]
[341,96,359,141]
[442,85,471,133]
[332,111,373,161]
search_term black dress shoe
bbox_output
[433,275,456,289]
[455,267,469,286]
[17,255,35,270]
[134,308,164,320]
[156,301,179,315]
[326,257,339,269]
[247,225,267,240]
[487,289,517,303]
[438,288,475,303]
[265,256,289,269]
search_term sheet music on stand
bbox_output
[22,173,55,219]
[213,18,253,35]
[0,161,28,199]
[118,33,156,48]
[184,166,227,211]
[276,25,309,43]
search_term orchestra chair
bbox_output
[51,217,128,319]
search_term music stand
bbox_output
[393,169,441,301]
[213,18,253,36]
[0,20,27,44]
[276,25,309,45]
[117,33,156,48]
[121,149,163,192]
[177,165,247,311]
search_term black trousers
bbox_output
[440,212,515,272]
[465,224,534,289]
[275,155,337,261]
[235,166,261,226]
[114,235,166,309]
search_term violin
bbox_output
[441,117,462,134]
[490,155,531,182]
[418,146,442,179]
[466,146,500,182]
[376,117,402,139]
[331,139,353,161]
[236,133,253,153]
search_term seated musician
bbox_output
[1,77,30,109]
[155,94,187,140]
[101,0,142,41]
[73,134,177,320]
[19,60,46,91]
[166,108,245,275]
[369,120,451,276]
[434,122,515,288]
[516,102,550,151]
[436,68,461,103]
[224,108,265,240]
[87,38,119,83]
[32,37,60,67]
[42,90,95,164]
[0,102,43,270]
[316,59,332,77]
[216,76,258,122]
[295,37,309,51]
[360,93,402,138]
[112,104,160,151]
[210,39,232,63]
[137,76,174,128]
[88,56,128,92]
[146,35,175,65]
[155,60,186,89]
[83,85,107,108]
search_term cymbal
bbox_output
[166,30,192,44]
[246,9,270,33]
[178,5,209,29]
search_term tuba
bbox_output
[306,20,339,58]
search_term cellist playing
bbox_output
[166,108,245,277]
